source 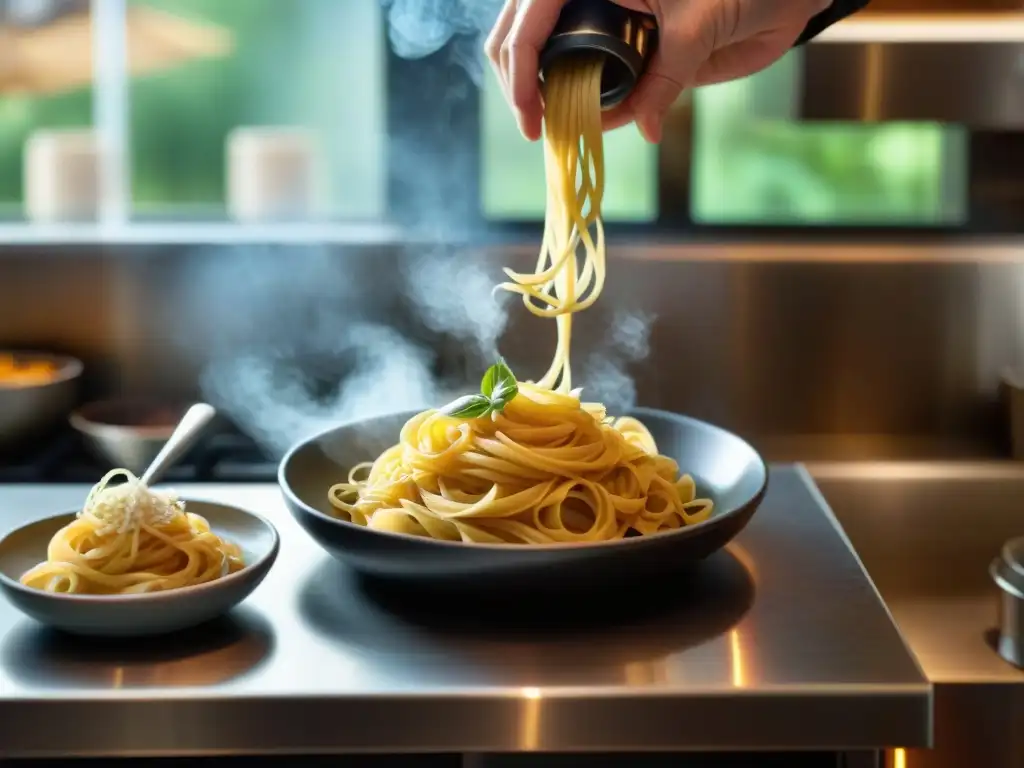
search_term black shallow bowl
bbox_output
[279,408,768,589]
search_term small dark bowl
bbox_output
[0,350,83,451]
[279,408,768,590]
[0,500,279,637]
[69,399,189,474]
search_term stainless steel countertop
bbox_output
[809,462,1024,685]
[0,466,929,757]
[808,462,1024,768]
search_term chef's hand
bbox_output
[485,0,830,143]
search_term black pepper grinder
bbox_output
[538,0,659,110]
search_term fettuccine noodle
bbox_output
[21,469,244,594]
[327,56,713,545]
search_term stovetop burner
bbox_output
[0,428,278,484]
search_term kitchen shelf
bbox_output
[817,12,1024,42]
[0,222,403,247]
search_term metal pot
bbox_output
[991,536,1024,669]
[69,399,188,474]
[0,351,82,450]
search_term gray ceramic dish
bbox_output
[279,408,768,590]
[0,500,279,637]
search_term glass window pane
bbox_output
[129,0,384,219]
[0,4,93,216]
[691,49,966,226]
[481,70,657,222]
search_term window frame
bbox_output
[382,36,984,241]
[48,6,1002,238]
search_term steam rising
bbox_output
[580,309,655,413]
[182,245,654,456]
[182,247,509,456]
[382,0,502,81]
[201,325,439,456]
[402,249,509,360]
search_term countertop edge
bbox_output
[795,465,933,687]
[0,688,931,756]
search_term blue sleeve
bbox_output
[795,0,872,45]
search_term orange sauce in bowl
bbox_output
[0,355,61,388]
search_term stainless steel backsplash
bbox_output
[1,242,1021,459]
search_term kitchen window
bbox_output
[0,0,386,225]
[129,0,385,220]
[0,92,92,215]
[689,49,964,226]
[0,0,990,233]
[479,45,967,228]
[0,0,93,215]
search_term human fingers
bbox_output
[630,68,688,143]
[623,3,713,143]
[628,0,833,140]
[503,0,568,141]
[598,1,656,132]
[601,103,636,133]
[484,0,517,98]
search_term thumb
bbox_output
[630,56,696,144]
[630,68,687,143]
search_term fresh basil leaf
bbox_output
[486,357,518,405]
[489,383,513,407]
[439,394,493,419]
[499,376,519,403]
[494,356,516,386]
[446,358,519,419]
[481,362,499,399]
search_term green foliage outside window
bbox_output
[0,6,963,226]
[690,50,963,225]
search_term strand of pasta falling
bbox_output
[497,56,607,394]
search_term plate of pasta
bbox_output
[0,470,279,636]
[279,50,767,587]
[279,386,767,587]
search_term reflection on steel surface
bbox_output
[518,686,541,751]
[0,471,928,756]
[1,607,272,689]
[801,42,1024,128]
[813,463,1024,768]
[297,548,756,687]
[730,628,747,689]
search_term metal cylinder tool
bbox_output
[539,0,658,110]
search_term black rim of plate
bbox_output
[279,406,769,552]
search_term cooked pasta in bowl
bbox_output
[327,372,715,546]
[280,404,767,586]
[0,471,279,636]
[20,470,246,595]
